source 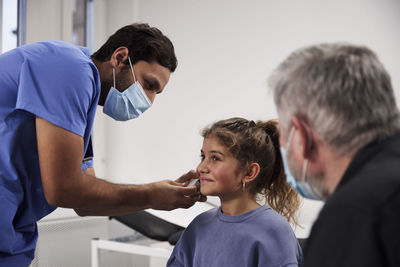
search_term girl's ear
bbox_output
[243,163,260,183]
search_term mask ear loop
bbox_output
[285,127,295,152]
[301,159,309,182]
[112,68,116,88]
[300,121,312,182]
[128,57,137,83]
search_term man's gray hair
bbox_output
[270,43,400,155]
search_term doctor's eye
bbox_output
[200,154,205,161]
[144,79,159,91]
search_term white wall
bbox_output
[102,0,400,184]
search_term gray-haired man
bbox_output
[270,43,400,266]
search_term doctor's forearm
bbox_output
[35,117,164,214]
[47,173,153,214]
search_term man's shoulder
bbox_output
[322,175,400,226]
[20,40,91,68]
[329,134,400,213]
[22,41,98,90]
[305,138,400,266]
[20,40,82,54]
[305,184,400,267]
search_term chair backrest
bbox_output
[297,238,307,252]
[110,211,185,245]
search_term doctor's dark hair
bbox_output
[91,23,177,72]
[202,118,301,225]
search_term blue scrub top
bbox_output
[0,40,100,265]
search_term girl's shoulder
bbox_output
[249,206,294,231]
[185,207,219,227]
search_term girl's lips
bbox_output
[200,177,213,183]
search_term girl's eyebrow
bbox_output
[201,149,225,156]
[210,150,224,156]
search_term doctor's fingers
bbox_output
[164,180,199,197]
[172,182,198,196]
[175,170,199,185]
[198,194,207,202]
[159,187,197,210]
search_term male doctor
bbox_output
[0,23,200,266]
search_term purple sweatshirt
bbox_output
[167,205,302,267]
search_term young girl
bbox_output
[167,118,302,267]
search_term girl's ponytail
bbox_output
[256,120,301,225]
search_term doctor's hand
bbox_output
[175,170,198,185]
[176,170,206,203]
[147,170,205,211]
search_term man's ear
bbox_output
[243,163,260,183]
[290,116,313,158]
[110,47,129,69]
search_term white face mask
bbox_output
[280,127,324,200]
[103,57,152,121]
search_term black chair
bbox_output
[297,238,307,252]
[110,211,185,245]
[111,211,307,249]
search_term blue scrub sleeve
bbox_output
[81,159,93,172]
[15,51,96,137]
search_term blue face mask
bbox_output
[280,128,322,200]
[103,57,152,121]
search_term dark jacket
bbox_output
[303,132,400,267]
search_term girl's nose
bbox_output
[197,159,209,174]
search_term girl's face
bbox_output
[197,136,244,198]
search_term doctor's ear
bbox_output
[110,47,129,68]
